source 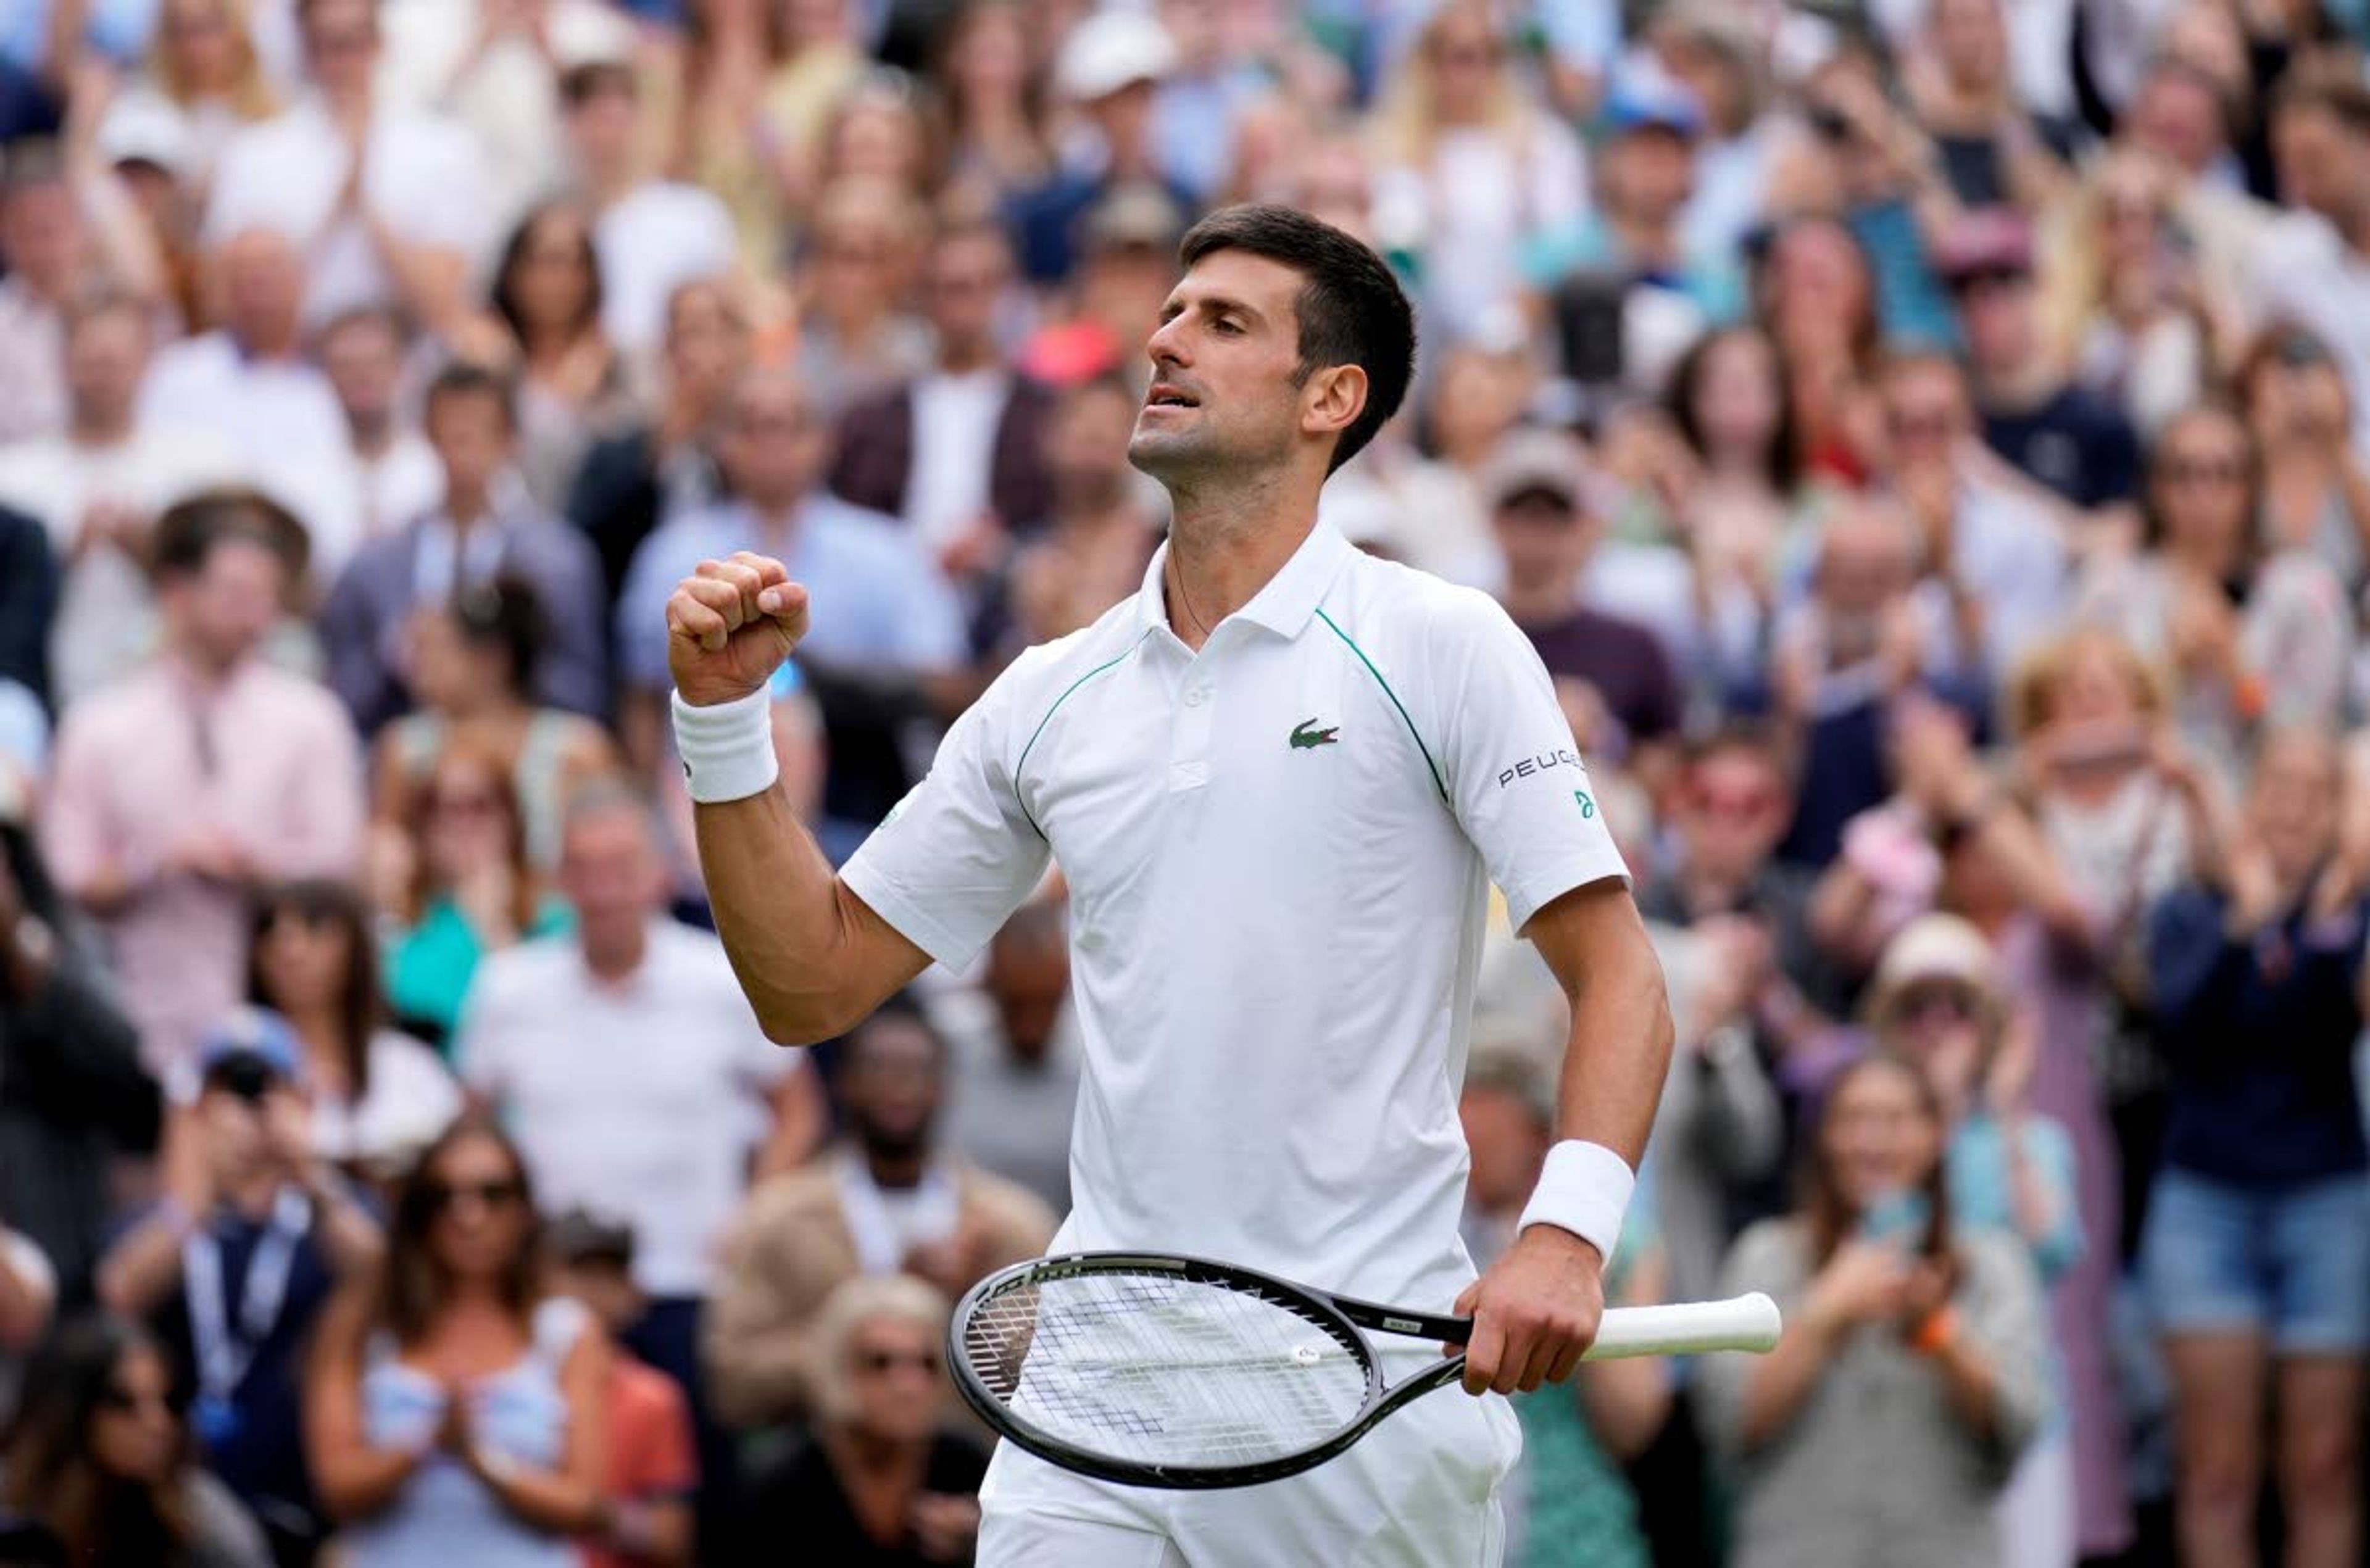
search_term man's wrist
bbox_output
[1515,1141,1635,1263]
[672,686,778,804]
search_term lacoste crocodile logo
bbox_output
[1290,718,1339,750]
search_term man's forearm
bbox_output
[1554,928,1675,1168]
[694,784,878,1045]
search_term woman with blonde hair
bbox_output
[731,1275,988,1566]
[2037,151,2219,438]
[1368,0,1585,347]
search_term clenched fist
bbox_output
[667,551,812,707]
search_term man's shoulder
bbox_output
[988,600,1152,721]
[471,930,583,1000]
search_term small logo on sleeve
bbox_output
[1290,718,1340,750]
[1575,790,1595,818]
[1496,748,1584,787]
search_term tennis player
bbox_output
[663,205,1674,1565]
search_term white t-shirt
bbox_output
[0,428,238,548]
[594,183,738,359]
[205,96,493,328]
[354,431,445,540]
[457,922,804,1298]
[310,1030,465,1174]
[137,333,368,575]
[904,368,1007,547]
[842,521,1629,1311]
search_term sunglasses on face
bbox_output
[98,1383,175,1417]
[1948,267,2030,299]
[1897,984,1979,1023]
[428,1178,527,1214]
[2157,457,2247,487]
[855,1347,940,1377]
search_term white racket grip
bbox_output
[1582,1293,1784,1360]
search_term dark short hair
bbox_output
[446,575,548,696]
[1176,204,1416,474]
[559,60,638,107]
[149,487,309,586]
[2272,58,2370,136]
[423,359,518,433]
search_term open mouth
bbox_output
[1145,384,1199,410]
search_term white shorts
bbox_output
[976,1379,1522,1568]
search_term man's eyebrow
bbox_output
[1157,294,1265,325]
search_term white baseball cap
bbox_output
[1056,9,1177,102]
[96,91,195,179]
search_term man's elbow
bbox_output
[750,991,863,1048]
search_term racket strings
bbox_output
[961,1271,1373,1468]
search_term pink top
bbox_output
[40,657,365,1073]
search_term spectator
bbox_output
[0,144,94,446]
[2237,321,2370,596]
[1646,2,1775,260]
[2040,150,2219,441]
[973,372,1160,665]
[1747,214,1888,484]
[545,1211,694,1568]
[472,199,632,512]
[42,491,364,1073]
[2254,65,2370,450]
[370,577,619,874]
[2142,726,2368,1568]
[566,276,748,608]
[1655,323,1808,633]
[558,60,735,367]
[830,220,1054,562]
[930,0,1052,203]
[136,228,368,575]
[1697,1052,2049,1568]
[1939,209,2143,518]
[317,307,443,543]
[0,1314,270,1567]
[378,739,569,1047]
[705,1004,1052,1429]
[1458,1047,1666,1568]
[1862,915,2084,1568]
[1869,348,2071,674]
[2075,402,2351,778]
[1479,429,1683,770]
[204,0,491,334]
[727,1275,986,1568]
[1368,1,1587,346]
[0,292,236,706]
[96,1011,384,1565]
[0,801,155,1308]
[789,178,934,421]
[245,879,460,1184]
[457,787,823,1484]
[304,1116,608,1566]
[613,366,964,795]
[117,0,279,191]
[1899,0,2070,211]
[323,362,608,736]
[1006,7,1192,287]
[0,506,56,710]
[933,900,1079,1216]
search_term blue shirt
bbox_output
[2148,886,2370,1185]
[1947,1111,2082,1287]
[615,495,966,691]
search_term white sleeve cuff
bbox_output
[672,687,778,805]
[1516,1140,1635,1261]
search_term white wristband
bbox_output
[672,687,778,804]
[1516,1140,1635,1261]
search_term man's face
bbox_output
[1,180,80,284]
[1458,1083,1547,1214]
[66,309,151,426]
[1602,129,1694,224]
[426,390,514,497]
[1490,488,1588,592]
[559,807,667,935]
[2131,71,2224,173]
[1129,249,1325,483]
[925,232,1009,354]
[664,284,749,400]
[2274,106,2364,225]
[170,537,285,670]
[1680,749,1790,884]
[222,232,303,349]
[565,82,639,175]
[1950,267,2035,378]
[301,0,380,94]
[718,376,817,507]
[321,318,404,424]
[841,1018,945,1159]
[2250,732,2341,886]
[1047,381,1136,492]
[1882,363,1969,468]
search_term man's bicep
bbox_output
[830,878,935,1010]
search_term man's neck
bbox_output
[581,162,636,212]
[1499,576,1579,628]
[583,928,646,985]
[744,491,805,536]
[826,1424,926,1482]
[347,411,394,458]
[446,486,495,527]
[862,1145,927,1188]
[236,330,300,365]
[1973,359,2056,415]
[936,340,997,376]
[1605,209,1679,269]
[69,409,135,448]
[1161,471,1319,649]
[219,1169,283,1220]
[172,645,243,690]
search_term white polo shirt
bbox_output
[842,520,1627,1311]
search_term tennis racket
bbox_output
[949,1250,1782,1489]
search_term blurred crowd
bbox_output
[1,0,2370,1564]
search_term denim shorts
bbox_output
[2140,1164,2370,1354]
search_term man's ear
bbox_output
[1301,363,1369,444]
